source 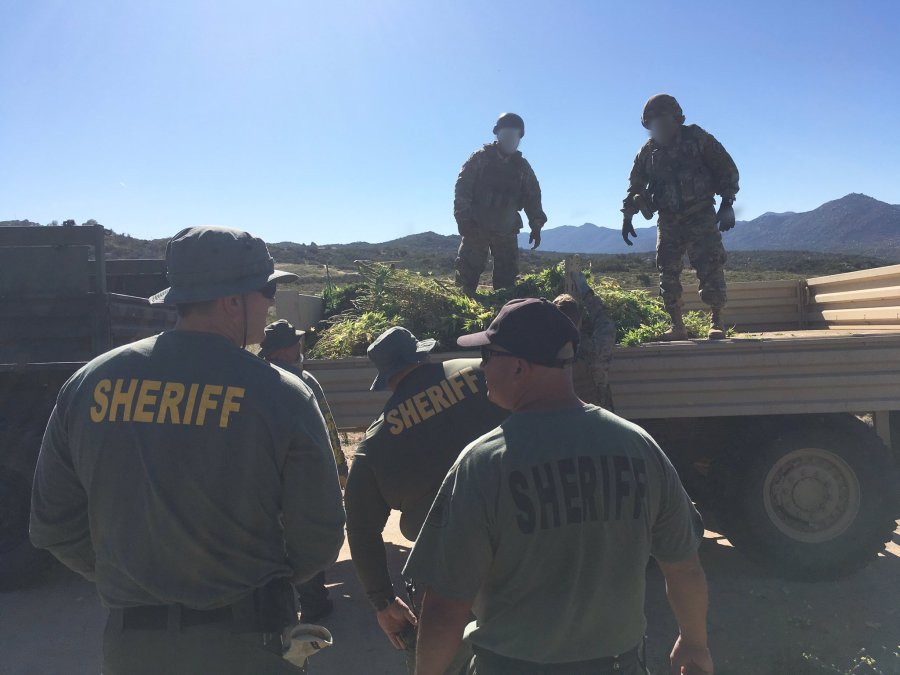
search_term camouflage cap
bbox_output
[259,319,305,357]
[149,226,297,305]
[367,327,436,391]
[641,94,685,129]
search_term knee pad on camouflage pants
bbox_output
[686,232,727,309]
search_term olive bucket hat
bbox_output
[367,327,436,391]
[259,319,306,358]
[149,226,297,305]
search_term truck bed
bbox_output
[305,330,900,432]
[609,330,900,421]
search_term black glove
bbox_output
[622,215,637,246]
[529,228,541,250]
[716,202,736,232]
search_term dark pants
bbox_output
[468,644,649,675]
[103,612,303,675]
[297,571,329,616]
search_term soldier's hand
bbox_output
[529,228,541,250]
[376,598,417,650]
[716,203,736,232]
[622,215,637,246]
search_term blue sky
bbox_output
[2,1,898,244]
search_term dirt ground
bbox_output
[1,437,898,675]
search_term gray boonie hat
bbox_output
[367,327,436,391]
[259,319,306,357]
[149,226,297,305]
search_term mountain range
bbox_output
[516,193,900,258]
[4,193,900,262]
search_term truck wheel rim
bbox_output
[762,448,860,544]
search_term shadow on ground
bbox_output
[641,532,900,675]
[2,526,899,675]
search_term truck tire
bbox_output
[714,416,900,581]
[0,467,51,590]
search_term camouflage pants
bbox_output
[455,231,519,292]
[656,204,727,312]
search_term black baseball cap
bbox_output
[457,297,579,367]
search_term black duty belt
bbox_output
[120,604,233,631]
[113,577,298,634]
[472,644,640,675]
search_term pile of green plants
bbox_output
[308,262,718,358]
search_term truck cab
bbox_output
[0,224,175,587]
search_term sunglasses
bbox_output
[258,280,277,299]
[480,346,519,363]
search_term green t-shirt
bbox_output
[403,404,701,663]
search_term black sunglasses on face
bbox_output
[258,281,277,299]
[480,346,518,363]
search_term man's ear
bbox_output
[514,358,530,378]
[219,294,243,319]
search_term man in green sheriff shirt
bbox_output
[260,318,349,623]
[344,327,506,668]
[404,298,714,675]
[30,226,346,675]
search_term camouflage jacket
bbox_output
[572,291,617,410]
[624,124,739,215]
[454,142,547,235]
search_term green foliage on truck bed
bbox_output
[308,262,709,358]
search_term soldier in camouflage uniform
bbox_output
[454,113,548,295]
[622,94,740,340]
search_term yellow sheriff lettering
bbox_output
[182,383,200,425]
[385,367,484,434]
[156,382,185,424]
[87,378,243,429]
[90,379,112,422]
[386,408,404,435]
[133,380,161,423]
[194,385,223,426]
[109,378,138,422]
[219,386,245,428]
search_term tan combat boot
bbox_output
[708,309,726,340]
[659,308,688,341]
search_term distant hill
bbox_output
[4,194,897,285]
[0,219,42,228]
[520,194,900,260]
